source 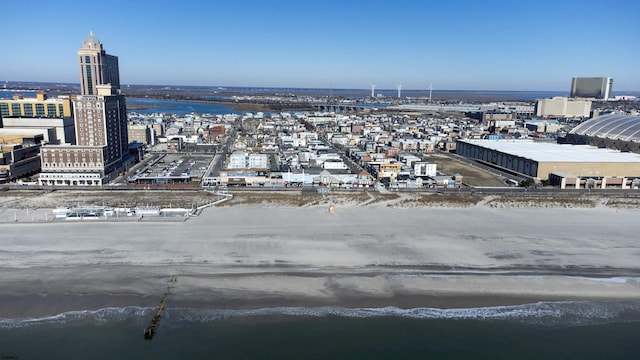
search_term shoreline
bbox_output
[2,269,639,319]
[3,295,637,321]
[3,288,639,320]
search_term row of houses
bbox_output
[212,110,469,189]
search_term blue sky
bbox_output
[2,0,638,91]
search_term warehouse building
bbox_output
[456,139,640,188]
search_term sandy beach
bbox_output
[1,197,640,319]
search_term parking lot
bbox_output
[128,153,214,185]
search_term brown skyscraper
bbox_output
[78,31,120,96]
[40,32,130,186]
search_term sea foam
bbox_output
[2,301,640,329]
[0,306,150,329]
[166,300,640,327]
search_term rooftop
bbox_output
[459,139,640,163]
[569,113,640,142]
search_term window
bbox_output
[47,104,57,117]
[85,64,93,95]
[23,104,33,116]
[11,103,20,115]
[36,103,45,116]
[0,103,9,117]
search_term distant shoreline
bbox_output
[125,95,315,112]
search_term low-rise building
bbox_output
[413,162,437,177]
[248,153,268,169]
[128,122,152,144]
[1,117,75,144]
[0,142,42,183]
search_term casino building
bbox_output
[570,77,613,101]
[560,113,640,154]
[39,32,129,186]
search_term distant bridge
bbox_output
[313,104,370,113]
[386,104,483,112]
[313,103,484,113]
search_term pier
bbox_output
[144,275,177,340]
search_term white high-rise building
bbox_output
[570,77,613,101]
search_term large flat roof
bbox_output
[459,139,640,163]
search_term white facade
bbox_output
[414,162,437,177]
[228,151,248,169]
[248,153,269,169]
[39,172,103,186]
[322,159,348,170]
[535,97,591,118]
[398,154,422,167]
[2,117,76,144]
[228,152,268,169]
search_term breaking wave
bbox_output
[167,301,640,326]
[0,306,150,329]
[2,301,640,329]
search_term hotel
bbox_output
[570,77,613,101]
[39,32,130,186]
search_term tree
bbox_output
[519,178,535,188]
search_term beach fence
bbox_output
[191,191,233,215]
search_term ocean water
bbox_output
[2,301,639,359]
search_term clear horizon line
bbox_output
[2,80,639,93]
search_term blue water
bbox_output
[123,90,566,116]
[126,98,239,115]
[2,301,639,359]
[0,90,37,99]
[129,87,567,101]
[1,89,568,104]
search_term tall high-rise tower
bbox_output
[78,31,120,96]
[74,32,128,174]
[39,32,130,186]
[570,77,613,101]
